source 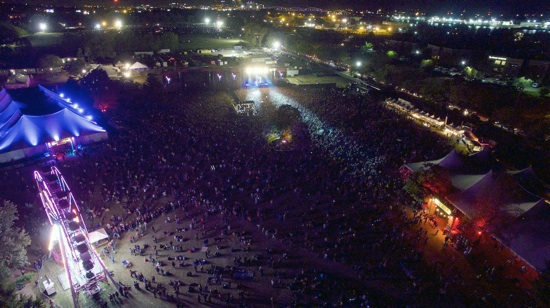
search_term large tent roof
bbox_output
[508,166,550,200]
[448,170,543,219]
[496,200,550,272]
[404,148,492,175]
[404,150,550,272]
[0,86,105,153]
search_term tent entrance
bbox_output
[47,137,76,158]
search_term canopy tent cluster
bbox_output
[402,149,550,272]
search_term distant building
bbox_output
[384,39,421,54]
[427,44,479,66]
[487,55,524,78]
[524,59,550,83]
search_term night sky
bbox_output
[10,0,550,15]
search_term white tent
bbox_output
[129,62,149,71]
[87,228,109,246]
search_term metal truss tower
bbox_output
[35,166,117,307]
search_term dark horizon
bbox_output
[3,0,550,16]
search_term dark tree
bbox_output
[0,201,31,281]
[274,104,301,130]
[404,164,453,202]
[36,54,63,68]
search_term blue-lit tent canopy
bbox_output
[0,86,107,163]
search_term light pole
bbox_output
[354,61,362,77]
[39,22,47,32]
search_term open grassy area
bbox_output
[24,32,246,52]
[23,33,65,48]
[178,34,246,50]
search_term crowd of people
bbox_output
[1,81,535,306]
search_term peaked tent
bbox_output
[495,200,550,272]
[404,148,491,175]
[0,86,108,163]
[129,62,149,71]
[88,228,109,246]
[447,170,543,219]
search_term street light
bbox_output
[205,18,211,25]
[115,20,122,29]
[461,60,467,66]
[356,61,362,67]
[39,22,47,32]
[272,41,281,50]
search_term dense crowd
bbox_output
[1,82,531,306]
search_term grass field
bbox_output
[24,32,245,51]
[178,34,246,50]
[23,33,65,48]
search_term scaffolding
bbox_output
[34,165,117,307]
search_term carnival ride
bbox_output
[35,166,117,307]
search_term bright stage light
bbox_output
[245,66,268,75]
[48,224,60,251]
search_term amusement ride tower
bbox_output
[35,166,116,307]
